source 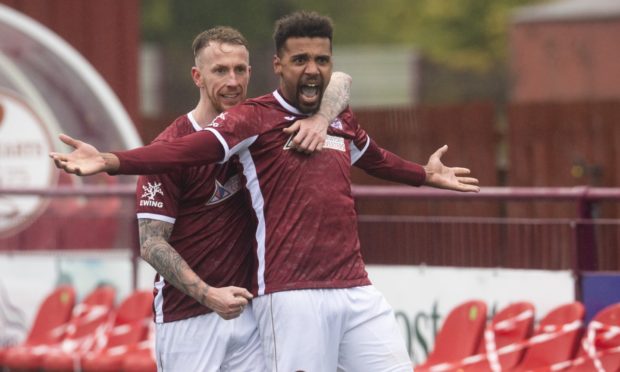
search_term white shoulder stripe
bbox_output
[204,127,230,162]
[228,135,259,161]
[186,111,203,132]
[205,128,258,164]
[237,149,268,295]
[350,134,370,164]
[137,213,176,224]
[272,90,304,115]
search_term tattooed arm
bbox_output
[138,218,252,320]
[317,71,352,120]
[283,71,352,153]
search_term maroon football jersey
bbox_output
[205,91,425,295]
[117,91,426,297]
[135,113,255,323]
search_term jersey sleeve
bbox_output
[135,171,181,224]
[112,130,224,175]
[204,104,261,162]
[349,112,426,186]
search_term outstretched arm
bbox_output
[422,145,480,192]
[139,219,251,320]
[49,134,119,176]
[50,130,224,176]
[356,141,480,192]
[283,71,352,154]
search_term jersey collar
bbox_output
[272,90,308,116]
[187,111,204,132]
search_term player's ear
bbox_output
[191,66,203,88]
[273,54,282,75]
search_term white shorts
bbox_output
[252,285,411,372]
[155,303,265,372]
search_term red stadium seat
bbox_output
[122,339,157,372]
[414,300,487,371]
[4,285,116,371]
[511,301,585,371]
[82,324,156,372]
[543,348,620,372]
[538,303,620,372]
[0,285,75,368]
[457,301,535,371]
[80,290,154,372]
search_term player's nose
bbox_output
[304,60,319,75]
[225,71,241,86]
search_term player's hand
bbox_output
[423,145,480,192]
[282,114,329,154]
[204,286,253,320]
[49,134,107,176]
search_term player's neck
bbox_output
[192,102,219,129]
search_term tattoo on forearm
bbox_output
[318,72,352,121]
[138,219,206,301]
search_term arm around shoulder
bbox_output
[282,71,352,153]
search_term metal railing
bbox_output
[352,186,620,272]
[2,185,620,275]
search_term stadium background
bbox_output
[1,0,620,366]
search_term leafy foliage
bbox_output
[140,0,551,108]
[143,0,550,71]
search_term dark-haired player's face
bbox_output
[274,37,332,114]
[192,42,251,113]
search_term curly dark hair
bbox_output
[273,11,333,56]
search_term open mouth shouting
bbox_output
[298,82,322,111]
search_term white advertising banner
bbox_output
[366,265,574,365]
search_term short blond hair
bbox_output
[192,26,248,59]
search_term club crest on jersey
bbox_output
[330,118,343,130]
[208,112,227,128]
[140,182,164,208]
[206,174,242,205]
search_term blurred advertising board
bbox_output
[0,254,574,363]
[367,265,574,364]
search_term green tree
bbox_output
[291,0,549,72]
[141,0,551,109]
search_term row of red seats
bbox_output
[414,300,620,372]
[0,285,157,371]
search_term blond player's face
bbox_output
[273,37,332,114]
[193,42,251,113]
